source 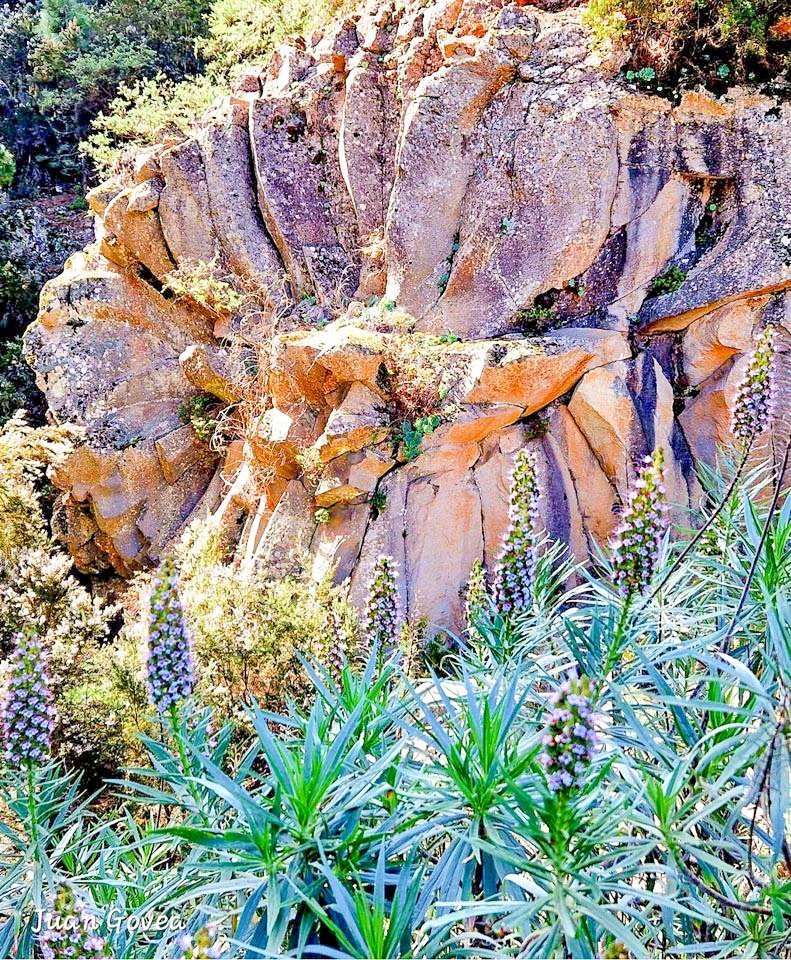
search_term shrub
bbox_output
[0,337,45,425]
[584,0,788,88]
[383,334,461,437]
[0,143,15,188]
[161,517,359,723]
[163,258,247,316]
[81,73,221,178]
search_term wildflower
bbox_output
[1,629,55,767]
[147,558,194,712]
[494,448,540,613]
[731,325,776,445]
[610,448,667,598]
[464,558,489,634]
[364,555,400,649]
[539,675,600,792]
[325,599,353,680]
[175,926,226,959]
[38,885,109,959]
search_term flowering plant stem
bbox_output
[604,597,633,676]
[26,763,39,853]
[168,704,207,824]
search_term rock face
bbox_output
[24,0,791,629]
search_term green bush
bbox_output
[0,414,139,778]
[157,517,359,723]
[81,73,222,178]
[583,0,788,87]
[0,143,15,188]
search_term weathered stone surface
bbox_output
[315,383,390,461]
[682,297,767,387]
[567,354,698,519]
[462,330,631,410]
[179,345,244,404]
[23,0,790,631]
[158,139,220,265]
[314,447,394,506]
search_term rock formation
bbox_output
[24,0,790,630]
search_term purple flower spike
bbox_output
[465,558,490,635]
[364,555,400,650]
[610,448,667,598]
[1,630,55,767]
[539,675,600,793]
[146,558,194,712]
[732,326,776,446]
[494,448,540,614]
[38,885,109,959]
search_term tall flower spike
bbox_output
[1,629,55,767]
[465,558,489,635]
[38,885,110,959]
[731,325,776,445]
[147,558,194,712]
[364,555,400,650]
[539,675,600,793]
[610,448,667,598]
[494,448,540,614]
[325,599,352,680]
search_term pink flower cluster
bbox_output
[38,886,109,959]
[539,675,600,792]
[610,448,667,598]
[1,630,55,767]
[731,326,776,445]
[147,558,194,712]
[494,448,540,614]
[364,555,400,649]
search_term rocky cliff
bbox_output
[23,0,790,631]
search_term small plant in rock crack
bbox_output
[383,334,461,458]
[400,415,441,461]
[516,304,557,331]
[649,263,687,295]
[370,489,387,519]
[314,507,331,525]
[437,232,460,293]
[179,394,221,444]
[163,259,247,316]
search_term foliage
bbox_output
[649,262,687,295]
[399,414,441,461]
[0,143,15,188]
[197,0,355,79]
[383,333,462,457]
[0,194,77,341]
[163,517,358,723]
[0,337,44,425]
[80,0,359,176]
[178,393,221,443]
[583,0,789,91]
[81,73,221,178]
[516,303,557,332]
[0,451,790,956]
[0,0,210,187]
[0,415,136,780]
[163,257,247,315]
